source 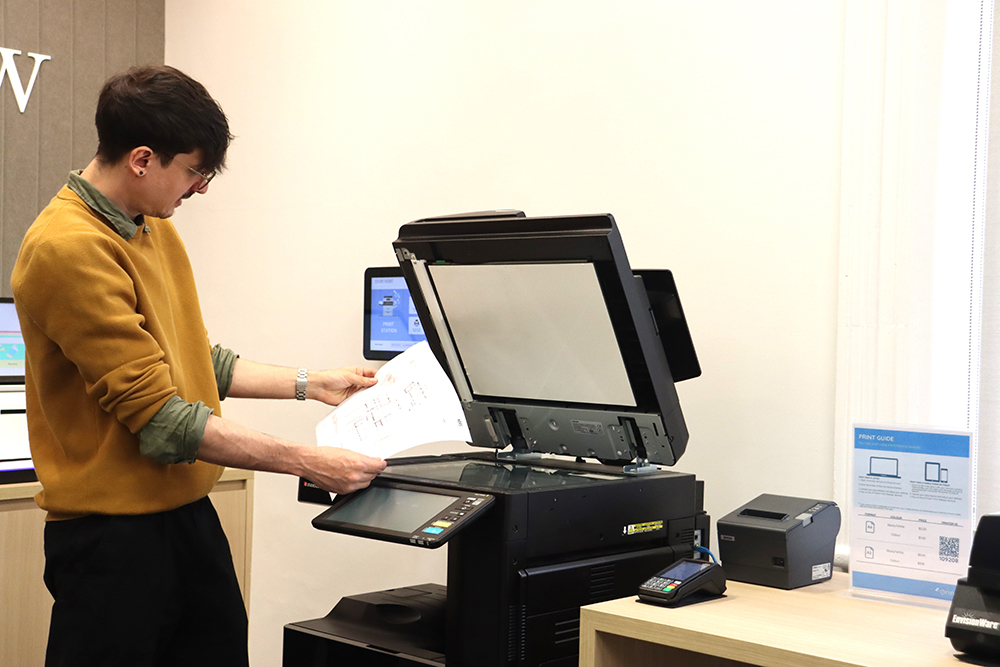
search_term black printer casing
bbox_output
[717,494,841,590]
[946,514,1000,659]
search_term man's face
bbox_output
[142,149,211,219]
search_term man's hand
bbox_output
[297,445,387,494]
[307,367,378,406]
[198,415,386,494]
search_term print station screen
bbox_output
[369,276,425,353]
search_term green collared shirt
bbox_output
[68,170,146,240]
[67,171,238,464]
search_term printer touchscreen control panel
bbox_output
[312,483,496,548]
[410,492,494,547]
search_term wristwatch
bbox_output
[295,368,308,400]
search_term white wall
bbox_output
[165,2,845,664]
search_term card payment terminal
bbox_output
[638,558,727,606]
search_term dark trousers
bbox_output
[43,496,249,667]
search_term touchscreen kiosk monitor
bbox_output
[0,456,34,484]
[363,267,427,360]
[0,409,33,483]
[0,298,25,385]
[0,298,32,484]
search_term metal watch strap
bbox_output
[295,368,308,400]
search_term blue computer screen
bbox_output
[0,299,25,383]
[364,269,426,359]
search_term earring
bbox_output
[138,170,144,176]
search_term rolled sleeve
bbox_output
[138,396,214,464]
[210,344,239,400]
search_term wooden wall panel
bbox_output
[71,0,105,170]
[135,0,163,67]
[2,1,42,289]
[37,4,73,214]
[0,0,165,298]
[106,0,138,76]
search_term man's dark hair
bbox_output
[95,65,233,173]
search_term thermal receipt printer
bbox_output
[717,494,840,589]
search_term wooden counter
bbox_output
[0,469,254,667]
[579,571,961,667]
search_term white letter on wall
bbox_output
[0,48,52,113]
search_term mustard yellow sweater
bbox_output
[11,186,223,518]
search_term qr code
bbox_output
[939,536,960,563]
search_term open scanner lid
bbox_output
[392,211,699,467]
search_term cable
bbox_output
[693,545,719,564]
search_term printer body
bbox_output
[384,452,706,666]
[287,212,708,667]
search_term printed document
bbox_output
[316,341,471,459]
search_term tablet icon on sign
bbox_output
[925,462,948,484]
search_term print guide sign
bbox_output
[850,423,974,603]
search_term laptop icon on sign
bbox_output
[868,456,900,478]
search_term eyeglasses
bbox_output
[173,158,216,189]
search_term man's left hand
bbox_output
[307,367,378,405]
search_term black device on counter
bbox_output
[289,211,707,667]
[312,479,493,548]
[946,514,1000,659]
[717,494,840,589]
[638,557,726,606]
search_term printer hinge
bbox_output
[491,408,543,461]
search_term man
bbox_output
[10,65,386,666]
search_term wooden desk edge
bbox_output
[0,468,254,502]
[579,602,859,667]
[579,574,961,667]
